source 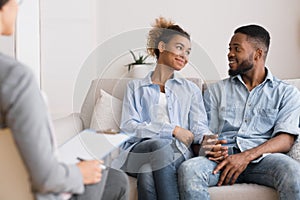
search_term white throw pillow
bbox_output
[90,89,123,132]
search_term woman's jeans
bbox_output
[123,138,184,200]
[178,153,300,200]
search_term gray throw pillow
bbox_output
[288,141,300,162]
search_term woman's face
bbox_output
[0,0,18,35]
[158,34,191,71]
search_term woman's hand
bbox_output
[172,126,194,147]
[199,135,228,162]
[77,160,103,185]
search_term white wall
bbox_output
[16,0,40,84]
[39,0,300,118]
[95,0,300,79]
[40,0,98,119]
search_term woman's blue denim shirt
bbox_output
[120,72,210,160]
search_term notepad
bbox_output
[57,129,129,164]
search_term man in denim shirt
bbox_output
[178,25,300,200]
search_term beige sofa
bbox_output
[53,77,300,200]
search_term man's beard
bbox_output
[228,56,253,76]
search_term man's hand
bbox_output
[206,140,229,162]
[212,133,296,186]
[213,151,252,185]
[173,126,194,147]
[199,135,228,162]
[77,160,103,185]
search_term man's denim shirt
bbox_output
[120,72,210,160]
[204,69,300,162]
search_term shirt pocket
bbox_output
[219,107,243,129]
[253,108,278,133]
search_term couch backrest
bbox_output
[80,77,300,129]
[80,78,203,129]
[284,79,300,90]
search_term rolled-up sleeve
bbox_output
[273,85,300,138]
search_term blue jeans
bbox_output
[178,153,300,200]
[124,138,184,200]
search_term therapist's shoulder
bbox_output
[0,53,34,83]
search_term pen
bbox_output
[77,157,107,170]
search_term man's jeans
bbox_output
[178,153,300,200]
[124,138,184,200]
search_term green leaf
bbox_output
[141,54,149,63]
[126,50,153,72]
[129,50,138,62]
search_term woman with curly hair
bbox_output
[120,17,210,200]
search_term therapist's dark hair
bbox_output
[0,0,9,8]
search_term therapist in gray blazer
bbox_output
[0,0,129,199]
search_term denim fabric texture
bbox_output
[204,69,300,162]
[120,71,210,161]
[179,154,300,200]
[125,139,184,200]
[179,69,300,199]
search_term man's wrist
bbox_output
[242,149,257,162]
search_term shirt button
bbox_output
[244,119,248,123]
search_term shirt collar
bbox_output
[230,67,274,87]
[140,71,184,86]
[264,68,274,83]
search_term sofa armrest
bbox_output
[53,113,84,146]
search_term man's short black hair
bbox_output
[234,24,271,57]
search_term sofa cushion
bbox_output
[80,78,203,129]
[288,140,300,162]
[208,183,279,200]
[80,79,131,129]
[127,176,279,200]
[284,79,300,90]
[284,79,300,162]
[90,89,122,132]
[53,113,83,146]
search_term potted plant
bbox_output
[125,50,154,72]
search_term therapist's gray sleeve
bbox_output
[0,62,84,195]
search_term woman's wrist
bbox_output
[172,126,180,137]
